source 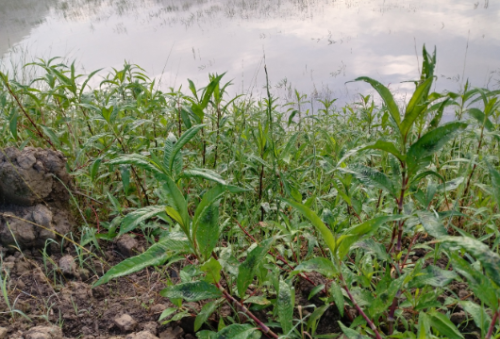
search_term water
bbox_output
[1,0,499,105]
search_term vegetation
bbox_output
[1,46,500,338]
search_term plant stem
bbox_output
[215,282,279,339]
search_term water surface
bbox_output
[1,0,499,105]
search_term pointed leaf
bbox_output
[342,165,398,197]
[168,124,204,174]
[428,311,464,339]
[292,258,337,278]
[437,236,500,288]
[354,76,401,129]
[278,280,294,335]
[406,122,467,174]
[195,300,219,331]
[160,281,222,302]
[183,168,226,185]
[93,233,189,287]
[400,77,434,138]
[119,205,166,235]
[283,199,336,255]
[237,237,274,297]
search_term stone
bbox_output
[140,322,158,335]
[126,331,159,339]
[159,326,184,339]
[114,314,137,332]
[59,255,77,276]
[0,327,8,339]
[116,235,139,258]
[150,303,167,314]
[23,326,63,339]
[0,147,73,251]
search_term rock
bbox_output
[0,327,8,339]
[159,326,183,339]
[116,235,139,258]
[0,147,73,251]
[126,331,159,339]
[450,311,467,324]
[140,322,158,335]
[114,314,137,332]
[59,255,76,276]
[150,304,167,314]
[0,147,71,205]
[23,326,63,339]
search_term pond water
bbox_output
[1,0,499,105]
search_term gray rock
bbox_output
[159,326,183,339]
[23,326,63,339]
[0,147,71,206]
[150,303,167,314]
[126,331,159,339]
[114,314,137,332]
[59,255,76,276]
[116,235,139,258]
[0,147,73,251]
[140,322,158,335]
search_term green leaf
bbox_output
[168,124,204,175]
[353,77,401,130]
[214,324,258,339]
[109,154,163,175]
[330,281,344,317]
[409,265,458,288]
[201,258,222,283]
[338,321,371,339]
[119,205,165,235]
[437,236,500,289]
[307,305,329,335]
[283,199,336,255]
[243,296,271,306]
[89,158,102,181]
[429,98,450,130]
[193,185,228,260]
[416,211,448,239]
[158,307,177,321]
[195,300,219,331]
[292,258,337,278]
[40,125,61,148]
[468,108,494,131]
[163,132,183,177]
[183,168,226,185]
[337,216,400,259]
[428,311,464,339]
[400,77,434,138]
[460,300,490,334]
[406,122,467,174]
[93,233,189,287]
[237,237,274,297]
[450,252,499,310]
[278,280,294,335]
[160,281,222,302]
[417,312,431,339]
[159,174,190,231]
[342,165,398,197]
[487,162,500,209]
[360,140,404,162]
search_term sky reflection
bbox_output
[1,0,499,107]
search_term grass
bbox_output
[0,46,500,338]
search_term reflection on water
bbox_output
[1,0,499,104]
